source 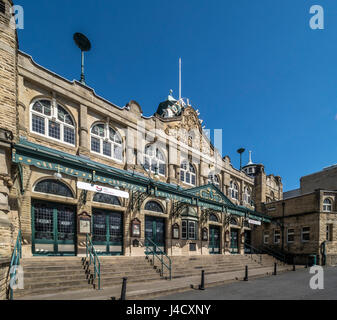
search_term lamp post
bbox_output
[237,148,245,171]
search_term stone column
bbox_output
[0,130,14,259]
[78,104,89,156]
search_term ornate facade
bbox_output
[0,0,283,272]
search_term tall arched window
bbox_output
[30,99,75,145]
[34,179,74,198]
[229,181,239,200]
[143,145,166,176]
[90,123,123,161]
[208,172,220,187]
[243,187,251,204]
[323,198,332,212]
[180,161,196,186]
[270,191,275,201]
[145,201,164,213]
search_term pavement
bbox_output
[16,264,296,300]
[157,266,337,300]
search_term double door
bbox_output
[209,225,220,254]
[230,228,239,254]
[145,216,165,252]
[32,200,76,255]
[92,209,123,255]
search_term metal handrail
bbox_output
[9,230,22,300]
[260,245,287,263]
[244,242,263,265]
[145,238,172,280]
[86,234,101,290]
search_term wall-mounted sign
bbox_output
[202,228,208,241]
[248,219,261,226]
[78,212,91,234]
[77,181,129,199]
[172,224,180,239]
[131,218,141,238]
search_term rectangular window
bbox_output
[64,126,75,145]
[326,224,333,241]
[0,1,5,14]
[188,221,196,240]
[274,230,280,244]
[263,232,269,244]
[180,170,184,182]
[32,114,45,135]
[91,137,100,153]
[103,141,111,157]
[48,120,60,140]
[159,163,165,175]
[191,175,196,186]
[287,228,295,243]
[186,172,190,184]
[301,227,310,242]
[182,221,187,239]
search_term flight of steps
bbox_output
[14,256,162,299]
[166,254,283,279]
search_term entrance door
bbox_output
[145,216,165,252]
[230,228,239,254]
[244,230,252,254]
[92,209,123,255]
[32,200,76,256]
[209,225,220,254]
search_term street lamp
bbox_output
[237,148,245,171]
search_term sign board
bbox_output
[248,219,261,226]
[77,181,129,199]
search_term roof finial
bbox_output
[247,151,253,165]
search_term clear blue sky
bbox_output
[17,0,337,191]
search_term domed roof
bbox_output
[155,91,183,118]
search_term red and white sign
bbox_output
[77,181,129,199]
[248,219,261,226]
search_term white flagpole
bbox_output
[179,57,182,100]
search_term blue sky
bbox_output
[17,0,336,191]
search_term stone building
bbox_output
[253,165,337,266]
[0,0,283,298]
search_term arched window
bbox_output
[31,99,75,145]
[143,145,166,176]
[145,201,164,213]
[34,179,73,198]
[209,213,219,222]
[243,187,252,204]
[208,172,220,187]
[229,181,239,200]
[90,123,123,161]
[323,198,332,212]
[180,161,196,186]
[93,193,121,206]
[230,217,238,226]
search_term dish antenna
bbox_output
[73,32,91,85]
[237,148,245,171]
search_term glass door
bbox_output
[230,228,239,254]
[92,208,123,255]
[209,225,220,254]
[32,200,76,256]
[145,216,165,252]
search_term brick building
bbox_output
[253,166,337,266]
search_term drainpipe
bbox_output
[281,202,285,253]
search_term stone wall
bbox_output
[0,258,10,300]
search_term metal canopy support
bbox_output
[171,201,190,218]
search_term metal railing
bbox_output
[145,238,172,280]
[8,230,22,300]
[85,234,101,290]
[244,243,263,265]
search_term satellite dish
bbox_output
[73,33,91,52]
[73,33,91,84]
